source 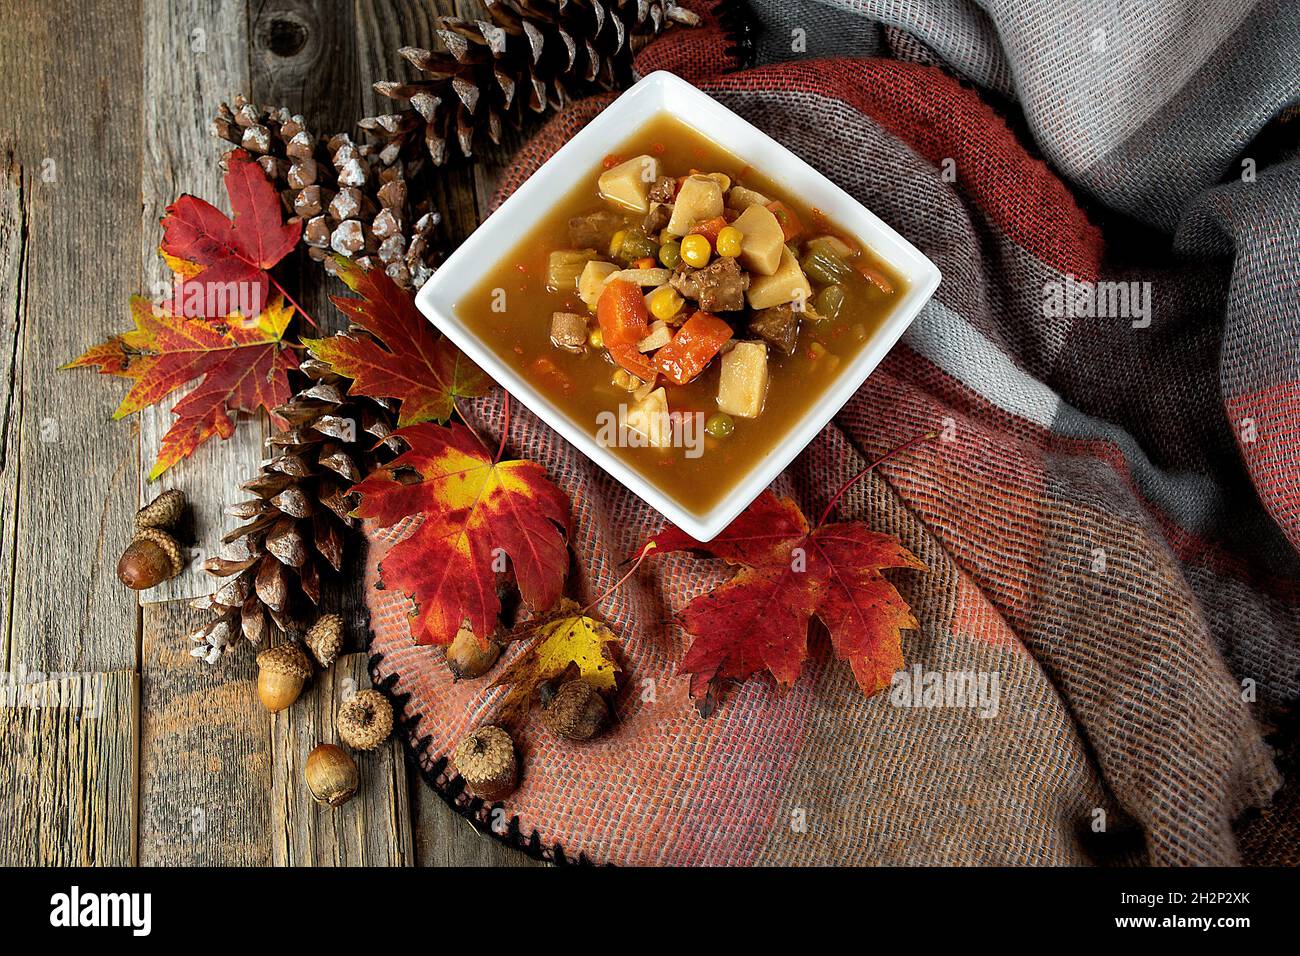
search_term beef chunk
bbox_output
[648,176,677,204]
[550,312,589,352]
[642,202,671,236]
[670,256,749,312]
[568,209,623,249]
[748,304,800,355]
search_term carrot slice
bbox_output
[766,201,804,242]
[653,311,733,385]
[689,216,728,246]
[608,342,657,382]
[854,261,895,295]
[597,279,650,347]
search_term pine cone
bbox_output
[188,357,398,665]
[362,1,700,167]
[212,95,442,290]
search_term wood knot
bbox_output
[262,16,308,57]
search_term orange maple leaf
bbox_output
[648,491,924,706]
[64,296,299,479]
[352,421,571,645]
[304,258,487,426]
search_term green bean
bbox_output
[813,284,846,321]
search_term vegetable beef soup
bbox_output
[455,113,905,516]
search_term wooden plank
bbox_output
[132,0,275,869]
[138,600,271,865]
[0,0,142,671]
[0,669,137,865]
[0,149,24,666]
[270,652,413,865]
[138,0,261,604]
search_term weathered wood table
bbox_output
[0,0,538,866]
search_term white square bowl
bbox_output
[416,70,940,542]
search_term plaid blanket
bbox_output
[367,0,1300,865]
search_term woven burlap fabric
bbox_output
[365,2,1299,864]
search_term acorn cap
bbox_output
[135,489,185,531]
[133,527,185,577]
[336,689,394,750]
[305,613,344,668]
[453,725,518,801]
[256,642,312,680]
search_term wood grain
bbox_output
[0,149,24,667]
[0,669,137,865]
[138,0,263,604]
[270,652,413,865]
[138,601,271,865]
[0,1,142,671]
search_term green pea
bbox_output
[705,412,735,439]
[658,239,682,269]
[588,327,604,349]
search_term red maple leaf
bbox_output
[160,151,301,319]
[305,257,488,425]
[648,490,925,706]
[352,421,571,645]
[64,296,299,478]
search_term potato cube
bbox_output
[746,247,812,310]
[578,260,618,310]
[666,175,724,236]
[625,387,672,448]
[598,155,660,213]
[732,204,784,276]
[727,185,771,210]
[606,267,671,287]
[637,321,673,353]
[717,341,769,418]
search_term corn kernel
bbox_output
[588,327,604,349]
[680,233,711,268]
[647,285,684,321]
[715,225,743,258]
[608,229,626,258]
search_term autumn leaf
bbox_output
[352,421,570,645]
[490,599,620,725]
[304,257,487,425]
[160,151,300,318]
[648,490,924,706]
[64,296,299,478]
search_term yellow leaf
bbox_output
[490,599,620,726]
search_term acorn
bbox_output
[135,488,185,531]
[336,689,393,751]
[305,613,344,668]
[445,624,502,680]
[256,642,312,712]
[117,527,185,590]
[452,725,518,801]
[305,743,359,807]
[541,679,609,741]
